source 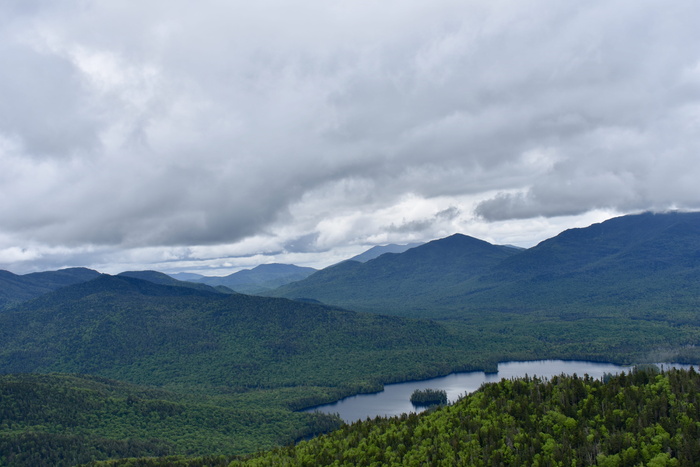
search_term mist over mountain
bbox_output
[169,264,316,295]
[347,243,423,263]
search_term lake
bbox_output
[304,360,690,423]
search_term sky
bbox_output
[1,0,699,276]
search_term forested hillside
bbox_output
[0,274,501,463]
[0,267,100,309]
[272,212,700,320]
[3,212,700,465]
[86,367,700,466]
[117,271,235,294]
[0,373,338,466]
[0,274,490,393]
[271,233,519,312]
[270,212,700,365]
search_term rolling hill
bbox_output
[0,267,101,310]
[0,273,500,461]
[434,211,700,320]
[87,367,700,466]
[0,274,504,465]
[268,212,700,364]
[0,373,339,465]
[0,274,485,391]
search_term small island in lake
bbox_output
[410,388,448,407]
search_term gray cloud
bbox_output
[1,0,699,273]
[387,206,462,234]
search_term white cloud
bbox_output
[1,0,699,274]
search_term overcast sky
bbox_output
[1,0,699,275]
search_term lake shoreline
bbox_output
[303,360,694,423]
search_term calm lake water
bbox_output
[304,360,691,423]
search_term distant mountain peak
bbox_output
[117,270,234,295]
[0,267,102,309]
[271,232,520,312]
[348,243,423,263]
[168,263,317,295]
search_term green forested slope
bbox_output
[271,234,519,313]
[0,267,100,309]
[0,274,501,463]
[0,275,490,395]
[269,212,700,364]
[437,211,700,314]
[0,373,338,466]
[86,368,700,466]
[273,212,700,321]
[227,367,700,466]
[5,212,700,465]
[117,271,235,294]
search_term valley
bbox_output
[1,211,700,465]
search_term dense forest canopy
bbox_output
[84,367,700,466]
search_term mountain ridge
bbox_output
[0,273,482,393]
[170,263,317,294]
[0,267,101,310]
[269,233,522,312]
[348,242,423,263]
[270,211,700,321]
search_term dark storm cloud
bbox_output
[1,0,699,272]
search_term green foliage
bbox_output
[270,233,519,313]
[228,367,700,466]
[0,373,341,465]
[409,389,447,406]
[270,212,700,364]
[0,275,489,395]
[5,212,700,464]
[0,275,490,463]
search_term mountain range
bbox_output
[270,234,519,313]
[0,273,483,399]
[0,270,491,461]
[170,263,317,295]
[271,211,700,321]
[3,210,700,463]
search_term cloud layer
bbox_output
[1,0,699,273]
